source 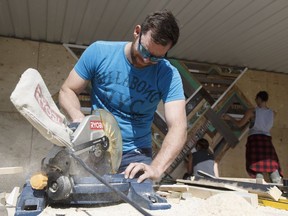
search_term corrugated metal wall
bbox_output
[1,0,288,73]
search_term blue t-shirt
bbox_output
[74,41,184,152]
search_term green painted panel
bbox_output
[169,59,201,90]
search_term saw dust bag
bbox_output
[10,68,73,148]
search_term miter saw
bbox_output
[10,69,170,216]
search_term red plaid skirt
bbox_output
[246,134,282,177]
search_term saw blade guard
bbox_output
[71,109,122,174]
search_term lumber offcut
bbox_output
[159,184,258,207]
[177,177,282,201]
[259,198,288,210]
[0,167,23,175]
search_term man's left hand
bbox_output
[124,162,161,183]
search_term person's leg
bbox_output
[255,173,264,184]
[270,169,282,184]
[118,148,152,173]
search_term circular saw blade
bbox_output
[93,109,122,174]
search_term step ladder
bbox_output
[152,59,252,179]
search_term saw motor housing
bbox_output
[41,109,123,200]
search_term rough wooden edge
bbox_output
[0,167,23,175]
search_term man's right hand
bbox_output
[124,162,161,183]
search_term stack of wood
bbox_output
[0,166,23,216]
[157,172,285,209]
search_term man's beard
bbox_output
[130,41,138,66]
[130,41,154,68]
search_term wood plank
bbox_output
[183,186,258,207]
[177,179,247,193]
[6,187,20,206]
[0,167,23,175]
[0,193,6,205]
[158,183,258,207]
[156,191,171,197]
[177,177,282,201]
[259,198,288,210]
[159,185,190,193]
[204,108,239,147]
[152,111,167,135]
[218,177,261,184]
[166,191,182,204]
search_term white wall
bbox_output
[0,37,75,192]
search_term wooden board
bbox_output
[159,185,190,193]
[0,193,6,205]
[259,198,288,210]
[158,184,258,207]
[177,177,282,201]
[218,177,260,184]
[0,167,23,175]
[177,179,247,193]
[184,186,258,207]
[204,108,239,147]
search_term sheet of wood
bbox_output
[183,186,258,207]
[177,179,247,192]
[166,191,182,204]
[0,193,6,205]
[6,187,20,206]
[219,177,264,184]
[177,177,282,201]
[0,167,23,175]
[159,184,258,207]
[159,185,190,193]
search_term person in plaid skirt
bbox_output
[223,91,282,183]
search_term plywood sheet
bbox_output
[0,37,38,112]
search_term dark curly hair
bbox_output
[196,138,209,150]
[141,10,180,47]
[256,91,269,102]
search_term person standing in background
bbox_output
[223,91,282,183]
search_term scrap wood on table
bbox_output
[0,167,23,175]
[158,184,259,207]
[177,176,282,201]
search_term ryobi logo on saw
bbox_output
[90,121,103,130]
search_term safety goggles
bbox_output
[138,32,166,62]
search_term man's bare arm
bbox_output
[124,99,187,182]
[59,69,89,122]
[223,108,254,128]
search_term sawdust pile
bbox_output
[38,193,288,216]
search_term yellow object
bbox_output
[30,173,48,190]
[93,109,122,174]
[259,198,288,210]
